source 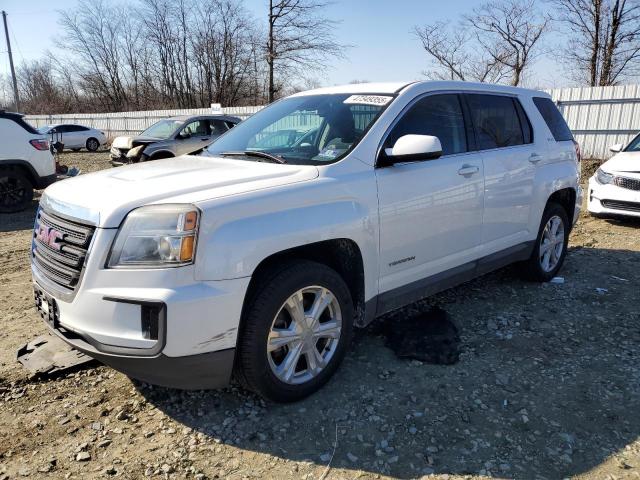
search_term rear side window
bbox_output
[210,119,229,135]
[532,97,573,141]
[386,94,467,156]
[466,94,526,150]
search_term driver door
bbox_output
[375,93,485,304]
[176,120,211,155]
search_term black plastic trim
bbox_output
[0,160,55,188]
[361,241,535,324]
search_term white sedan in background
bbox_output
[588,133,640,218]
[38,124,107,152]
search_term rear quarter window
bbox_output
[532,97,574,142]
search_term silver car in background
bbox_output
[110,114,241,166]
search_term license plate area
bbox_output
[34,284,59,329]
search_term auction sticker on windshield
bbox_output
[343,95,393,106]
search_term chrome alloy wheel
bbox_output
[267,286,342,385]
[539,215,565,272]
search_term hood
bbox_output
[42,155,319,228]
[601,151,640,175]
[112,135,163,149]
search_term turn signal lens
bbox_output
[180,235,195,261]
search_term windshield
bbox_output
[206,94,393,165]
[140,119,183,139]
[625,133,640,152]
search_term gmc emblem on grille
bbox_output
[35,224,64,250]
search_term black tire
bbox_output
[86,138,99,152]
[521,202,570,282]
[235,260,354,402]
[0,168,34,213]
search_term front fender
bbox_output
[193,173,379,302]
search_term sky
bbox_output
[0,0,569,89]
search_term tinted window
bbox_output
[181,120,209,137]
[466,94,525,150]
[386,94,467,156]
[210,119,229,135]
[532,97,573,142]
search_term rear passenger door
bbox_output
[464,94,538,252]
[376,93,485,297]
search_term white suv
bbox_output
[1,111,56,212]
[31,82,581,402]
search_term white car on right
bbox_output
[588,134,640,218]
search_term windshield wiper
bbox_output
[219,151,286,164]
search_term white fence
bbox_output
[25,84,640,159]
[25,106,264,139]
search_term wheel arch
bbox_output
[0,160,37,186]
[240,239,367,331]
[547,187,577,226]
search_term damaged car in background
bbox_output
[110,114,240,166]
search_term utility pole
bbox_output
[2,11,20,111]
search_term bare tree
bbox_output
[414,22,510,83]
[266,0,344,102]
[550,0,640,86]
[415,0,548,86]
[468,0,549,86]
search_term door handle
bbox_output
[201,138,210,141]
[529,153,542,163]
[457,164,480,176]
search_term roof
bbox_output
[289,80,548,98]
[168,114,241,122]
[291,82,412,97]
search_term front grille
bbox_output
[32,209,95,290]
[601,199,640,213]
[614,176,640,191]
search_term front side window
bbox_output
[206,93,392,165]
[180,120,209,137]
[210,119,229,135]
[385,94,467,156]
[466,94,525,150]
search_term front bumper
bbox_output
[31,225,250,389]
[587,176,640,218]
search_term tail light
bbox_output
[572,140,581,162]
[29,139,50,151]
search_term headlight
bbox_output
[595,168,614,185]
[126,145,145,158]
[107,204,199,268]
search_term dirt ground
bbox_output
[0,153,639,480]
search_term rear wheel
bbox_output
[86,138,99,151]
[236,261,353,402]
[521,202,569,282]
[0,169,33,213]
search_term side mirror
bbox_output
[379,134,442,166]
[609,143,623,153]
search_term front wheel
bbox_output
[236,261,353,402]
[86,138,99,151]
[521,202,569,282]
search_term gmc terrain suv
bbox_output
[31,82,581,402]
[1,111,56,212]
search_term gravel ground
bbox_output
[0,153,639,480]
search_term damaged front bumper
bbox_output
[31,225,251,389]
[109,145,145,167]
